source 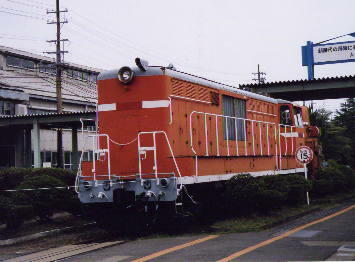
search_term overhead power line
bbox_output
[0,9,45,20]
[5,0,49,9]
[0,36,43,41]
[0,5,45,16]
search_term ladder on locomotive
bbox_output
[137,131,183,185]
[90,134,112,184]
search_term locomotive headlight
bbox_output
[118,66,134,84]
[159,178,169,188]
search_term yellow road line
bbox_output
[132,235,219,262]
[218,204,355,262]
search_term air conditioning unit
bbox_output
[15,104,28,115]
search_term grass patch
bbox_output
[211,205,317,233]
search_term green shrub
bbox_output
[313,179,334,196]
[0,168,29,190]
[257,189,286,213]
[0,196,34,231]
[285,174,311,205]
[4,205,33,232]
[30,168,75,186]
[15,174,78,222]
[312,161,355,196]
[0,168,79,232]
[225,173,310,215]
[225,174,262,215]
[0,195,13,224]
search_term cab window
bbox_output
[293,107,303,127]
[280,105,292,125]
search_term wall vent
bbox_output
[171,78,211,102]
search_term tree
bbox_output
[324,126,352,165]
[333,98,355,168]
[309,108,331,147]
[309,104,354,167]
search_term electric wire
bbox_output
[67,13,249,82]
[3,67,97,98]
[4,0,50,10]
[1,72,97,101]
[0,5,45,16]
[0,35,45,41]
[0,9,45,20]
[1,0,249,83]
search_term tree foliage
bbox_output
[310,98,355,168]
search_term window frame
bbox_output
[222,95,247,141]
[6,55,36,70]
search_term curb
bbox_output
[260,207,321,230]
[0,222,96,247]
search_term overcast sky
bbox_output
[0,0,354,111]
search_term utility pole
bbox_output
[252,64,266,84]
[45,0,68,168]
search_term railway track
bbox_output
[4,240,124,262]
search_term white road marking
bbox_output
[101,256,131,262]
[302,241,355,247]
[326,245,355,261]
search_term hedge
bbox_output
[0,168,79,231]
[224,173,311,216]
[312,160,355,197]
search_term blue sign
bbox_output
[302,40,355,80]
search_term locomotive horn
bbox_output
[135,57,149,72]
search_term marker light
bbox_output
[118,66,134,84]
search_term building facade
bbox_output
[0,45,100,169]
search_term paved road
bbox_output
[14,203,354,262]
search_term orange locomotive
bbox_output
[75,58,319,222]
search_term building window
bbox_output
[67,69,97,82]
[89,74,97,82]
[0,101,15,115]
[222,95,246,141]
[39,63,56,74]
[6,55,35,69]
[51,152,57,166]
[82,72,89,81]
[64,151,71,169]
[82,151,94,161]
[72,70,82,80]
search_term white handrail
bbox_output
[189,111,277,157]
[89,133,111,185]
[189,111,300,163]
[137,131,183,185]
[75,118,95,193]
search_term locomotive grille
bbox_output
[171,78,210,102]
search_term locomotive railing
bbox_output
[138,131,182,186]
[189,111,303,170]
